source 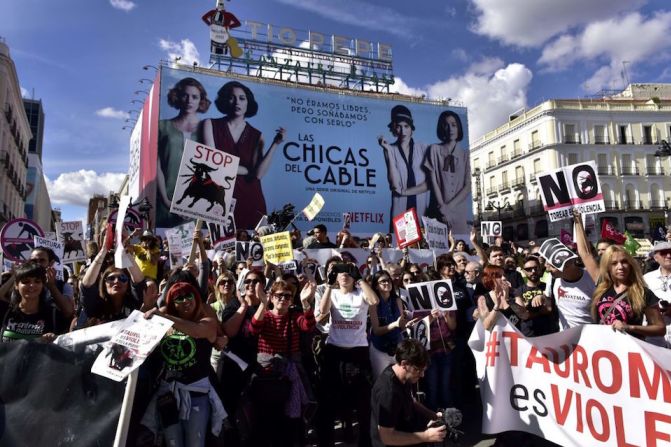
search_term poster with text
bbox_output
[393,208,422,249]
[57,221,86,263]
[156,67,472,239]
[538,161,604,222]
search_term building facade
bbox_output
[470,83,671,243]
[0,38,30,225]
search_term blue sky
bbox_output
[3,0,671,223]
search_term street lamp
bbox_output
[138,78,153,84]
[485,199,512,220]
[134,90,149,96]
[471,168,482,222]
[143,65,158,71]
[130,99,144,105]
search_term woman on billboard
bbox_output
[157,77,211,228]
[377,105,429,231]
[203,81,285,230]
[424,111,470,235]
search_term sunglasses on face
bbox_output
[105,274,129,284]
[244,278,262,285]
[218,279,235,286]
[173,294,195,304]
[524,266,539,272]
[273,292,293,301]
[658,250,671,257]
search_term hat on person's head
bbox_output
[388,105,415,130]
[651,242,671,255]
[141,230,155,240]
[165,282,201,307]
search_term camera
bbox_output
[428,408,463,443]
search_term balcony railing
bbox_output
[598,166,614,175]
[498,181,511,193]
[593,136,609,144]
[620,167,639,176]
[528,141,543,151]
[604,200,619,211]
[622,200,644,210]
[486,160,497,170]
[564,136,581,144]
[511,177,525,188]
[511,149,523,159]
[650,200,666,210]
[529,173,537,183]
[497,155,509,164]
[486,187,498,196]
[647,167,665,175]
[617,137,632,144]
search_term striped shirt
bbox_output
[251,309,315,356]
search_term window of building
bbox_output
[513,139,521,155]
[530,131,540,148]
[535,220,548,238]
[568,153,578,165]
[488,151,495,166]
[515,166,524,182]
[533,158,541,173]
[594,125,606,144]
[489,176,495,189]
[516,224,529,241]
[618,125,628,144]
[643,125,653,144]
[503,226,514,242]
[564,124,577,143]
[501,170,508,186]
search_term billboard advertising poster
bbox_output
[155,67,471,237]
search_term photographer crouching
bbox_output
[371,339,447,446]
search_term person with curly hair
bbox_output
[157,77,211,227]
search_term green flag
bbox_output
[623,231,640,256]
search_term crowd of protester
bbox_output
[1,212,671,447]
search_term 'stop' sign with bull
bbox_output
[0,218,44,262]
[405,279,457,312]
[170,139,240,226]
[57,221,86,263]
[538,161,604,222]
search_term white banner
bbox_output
[468,318,671,446]
[422,217,448,250]
[170,139,240,225]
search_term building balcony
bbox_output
[622,200,644,210]
[511,177,525,189]
[620,167,640,176]
[529,173,537,183]
[593,136,610,144]
[650,200,667,210]
[598,166,614,175]
[528,141,543,151]
[497,155,509,164]
[563,136,581,144]
[498,181,511,193]
[604,200,619,211]
[511,149,523,159]
[647,167,665,175]
[617,138,633,144]
[486,160,497,170]
[641,139,660,145]
[486,187,498,197]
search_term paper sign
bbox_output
[57,221,86,263]
[0,218,44,262]
[393,208,422,249]
[208,216,236,252]
[302,193,325,221]
[34,236,65,281]
[165,221,196,254]
[91,310,173,381]
[170,139,240,225]
[166,232,184,269]
[538,238,577,271]
[422,217,449,250]
[538,161,605,222]
[407,315,431,350]
[236,241,264,267]
[405,279,456,312]
[480,221,503,238]
[260,231,293,264]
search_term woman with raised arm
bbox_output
[573,211,665,338]
[368,270,406,377]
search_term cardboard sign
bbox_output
[480,221,503,238]
[208,216,236,251]
[170,139,240,225]
[0,218,44,262]
[165,221,197,254]
[165,232,184,269]
[405,279,456,312]
[57,221,86,263]
[393,208,422,249]
[302,193,325,221]
[34,236,65,281]
[538,161,605,222]
[538,238,577,271]
[407,315,431,350]
[422,217,448,250]
[342,212,352,230]
[260,231,293,264]
[236,241,264,267]
[91,310,173,382]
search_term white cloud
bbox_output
[274,0,417,37]
[538,11,671,91]
[426,60,533,142]
[389,77,427,97]
[470,0,642,47]
[45,171,126,207]
[96,107,129,120]
[20,87,28,98]
[109,0,136,12]
[159,38,200,66]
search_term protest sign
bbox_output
[407,315,431,350]
[407,249,435,271]
[91,310,172,382]
[481,221,503,238]
[165,221,196,254]
[57,220,86,262]
[469,317,671,447]
[170,139,240,225]
[342,212,352,230]
[538,161,605,222]
[107,207,144,233]
[236,241,264,267]
[601,219,626,245]
[208,215,236,252]
[0,218,44,262]
[165,232,184,269]
[405,279,456,312]
[393,208,421,249]
[302,192,325,221]
[114,196,132,269]
[260,231,294,264]
[422,217,448,250]
[635,238,653,257]
[538,238,577,271]
[34,236,65,281]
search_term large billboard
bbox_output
[154,67,472,236]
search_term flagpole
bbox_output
[113,368,139,447]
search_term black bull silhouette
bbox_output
[176,159,235,215]
[62,232,84,258]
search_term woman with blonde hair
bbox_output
[574,212,664,338]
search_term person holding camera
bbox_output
[371,338,447,447]
[317,262,379,447]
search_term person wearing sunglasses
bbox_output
[210,272,237,371]
[512,256,557,337]
[643,243,671,346]
[369,271,407,378]
[143,282,224,447]
[247,279,316,445]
